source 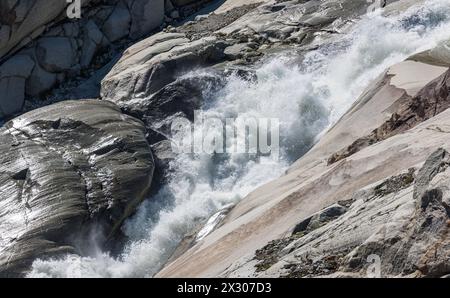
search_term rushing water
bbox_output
[28,0,450,277]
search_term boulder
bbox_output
[25,60,58,96]
[0,55,35,117]
[0,0,68,59]
[118,71,226,143]
[0,99,154,277]
[0,54,35,78]
[101,33,227,104]
[36,37,76,72]
[0,77,27,117]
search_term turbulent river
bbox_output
[28,0,450,277]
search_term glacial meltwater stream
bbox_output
[28,0,450,277]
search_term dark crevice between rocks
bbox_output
[12,168,29,181]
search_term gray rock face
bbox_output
[0,99,154,277]
[151,140,176,185]
[236,148,450,278]
[101,34,228,104]
[0,0,68,59]
[102,2,131,42]
[120,73,226,138]
[0,55,35,117]
[0,0,216,119]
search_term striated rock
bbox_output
[101,33,227,104]
[0,0,217,119]
[228,147,449,278]
[0,99,154,277]
[102,2,131,42]
[328,67,450,165]
[156,49,450,278]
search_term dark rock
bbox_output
[36,37,76,73]
[0,99,154,277]
[151,140,176,186]
[292,203,347,234]
[120,72,226,140]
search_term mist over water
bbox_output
[28,0,450,278]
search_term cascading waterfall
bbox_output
[28,0,450,278]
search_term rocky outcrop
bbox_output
[0,0,68,59]
[101,0,383,106]
[0,0,216,119]
[0,99,154,277]
[156,42,450,277]
[256,149,450,278]
[101,33,228,105]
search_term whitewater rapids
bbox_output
[28,0,450,277]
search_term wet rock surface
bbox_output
[0,100,154,277]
